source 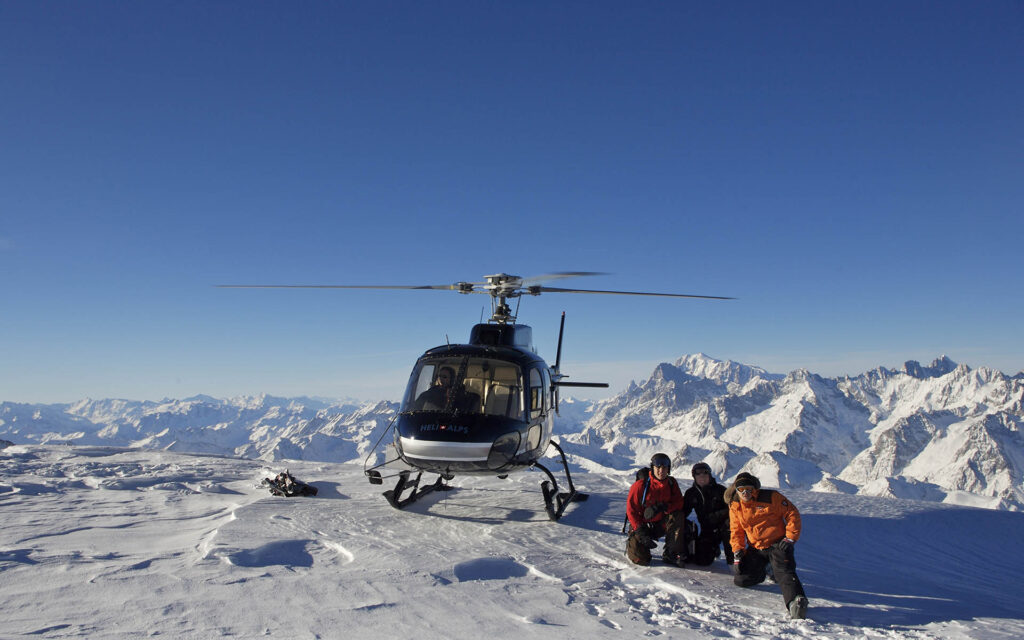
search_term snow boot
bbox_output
[788,596,808,620]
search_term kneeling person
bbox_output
[683,462,733,567]
[729,472,809,619]
[626,453,687,566]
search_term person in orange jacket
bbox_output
[729,472,808,620]
[626,453,687,566]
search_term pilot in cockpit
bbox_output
[415,366,480,413]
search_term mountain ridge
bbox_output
[2,354,1021,510]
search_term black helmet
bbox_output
[650,453,671,470]
[691,462,712,478]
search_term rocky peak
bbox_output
[903,356,958,379]
[674,353,780,389]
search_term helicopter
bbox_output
[219,272,731,520]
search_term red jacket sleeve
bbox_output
[626,479,647,531]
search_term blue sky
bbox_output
[2,1,1022,404]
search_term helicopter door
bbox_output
[526,366,555,451]
[528,368,545,420]
[540,367,551,413]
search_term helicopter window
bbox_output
[527,424,542,450]
[529,368,544,420]
[401,357,523,419]
[408,364,439,401]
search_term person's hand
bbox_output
[634,528,657,549]
[643,503,667,520]
[778,538,795,550]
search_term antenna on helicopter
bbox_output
[553,312,566,414]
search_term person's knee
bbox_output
[627,547,651,566]
[690,550,715,566]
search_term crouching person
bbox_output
[626,453,687,566]
[683,462,733,567]
[729,472,809,620]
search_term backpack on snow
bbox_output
[262,470,318,497]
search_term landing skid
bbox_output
[533,439,588,521]
[364,436,585,521]
[371,469,454,509]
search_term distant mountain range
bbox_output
[559,354,1023,511]
[2,354,1021,510]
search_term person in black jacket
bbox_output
[415,366,480,413]
[682,462,733,566]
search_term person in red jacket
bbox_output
[626,453,687,566]
[729,472,808,619]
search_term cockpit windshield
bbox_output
[401,356,524,420]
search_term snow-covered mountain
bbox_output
[0,394,396,464]
[564,354,1024,511]
[3,354,1022,510]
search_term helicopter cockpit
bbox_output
[401,356,525,420]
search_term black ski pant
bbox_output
[626,511,687,566]
[733,539,806,608]
[719,526,734,564]
[690,525,735,566]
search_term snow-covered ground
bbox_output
[2,444,1022,639]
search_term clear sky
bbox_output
[2,1,1022,404]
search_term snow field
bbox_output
[2,445,1022,639]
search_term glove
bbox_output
[643,503,667,520]
[633,529,657,549]
[778,538,795,551]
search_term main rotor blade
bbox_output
[518,271,609,287]
[216,284,465,290]
[538,286,734,300]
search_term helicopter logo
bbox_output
[219,272,731,520]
